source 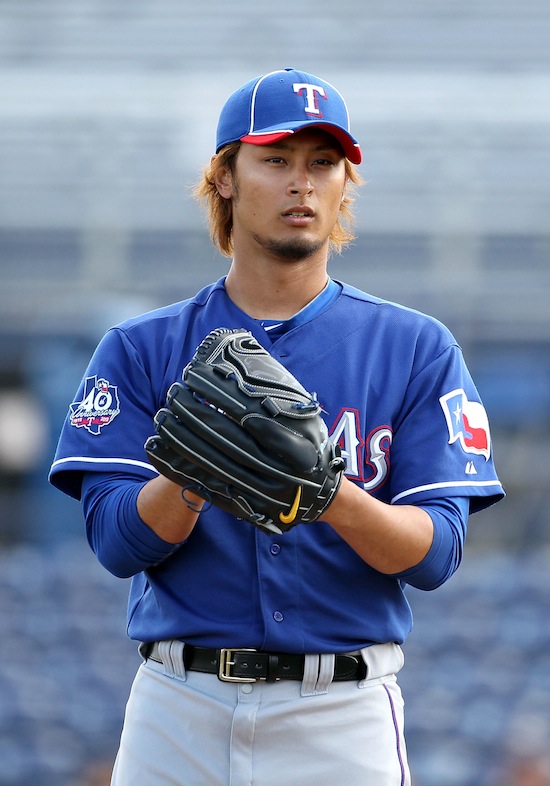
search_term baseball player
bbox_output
[49,68,504,785]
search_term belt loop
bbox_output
[158,640,187,681]
[358,643,405,686]
[301,654,320,696]
[300,654,335,696]
[315,653,335,693]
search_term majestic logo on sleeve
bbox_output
[439,388,490,461]
[70,376,120,435]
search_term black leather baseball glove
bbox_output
[144,328,345,534]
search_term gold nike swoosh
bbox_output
[279,485,302,525]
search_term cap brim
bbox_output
[240,122,362,165]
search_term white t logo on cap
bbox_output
[293,83,326,116]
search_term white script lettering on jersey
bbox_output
[329,410,391,492]
[293,83,327,116]
[363,428,393,492]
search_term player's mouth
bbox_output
[282,207,314,225]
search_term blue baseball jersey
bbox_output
[49,277,504,652]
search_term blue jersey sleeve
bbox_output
[387,342,504,511]
[49,326,162,499]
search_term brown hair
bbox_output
[194,142,363,258]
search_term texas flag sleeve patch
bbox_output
[439,388,491,461]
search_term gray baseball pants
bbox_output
[110,640,411,786]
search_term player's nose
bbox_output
[287,175,313,196]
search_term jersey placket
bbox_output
[255,529,304,652]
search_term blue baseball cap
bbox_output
[216,68,362,164]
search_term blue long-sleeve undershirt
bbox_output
[81,473,183,579]
[80,471,469,589]
[390,495,469,590]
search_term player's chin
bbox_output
[256,233,326,262]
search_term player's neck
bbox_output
[225,255,330,320]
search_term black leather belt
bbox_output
[146,642,367,683]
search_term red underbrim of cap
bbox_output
[240,127,362,165]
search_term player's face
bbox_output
[220,129,347,262]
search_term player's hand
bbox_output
[144,328,345,534]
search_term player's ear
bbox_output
[213,159,235,200]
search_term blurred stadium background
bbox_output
[0,1,549,784]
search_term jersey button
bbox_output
[273,611,284,622]
[270,544,281,555]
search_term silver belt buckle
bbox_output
[218,648,257,683]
